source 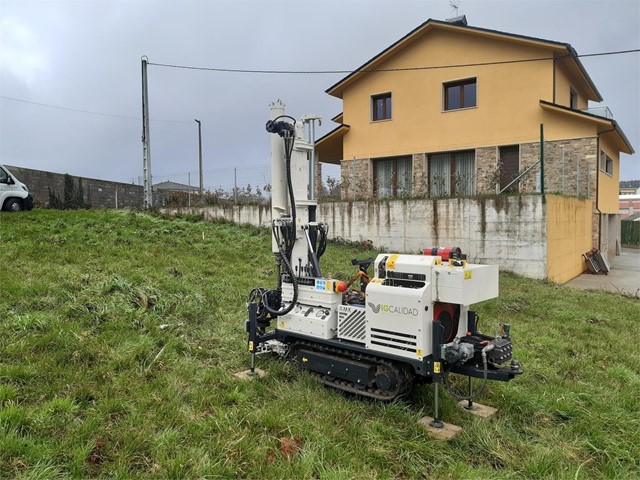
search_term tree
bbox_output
[54,174,90,209]
[48,187,63,209]
[63,174,75,208]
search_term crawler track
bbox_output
[288,341,413,402]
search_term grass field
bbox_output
[1,209,639,479]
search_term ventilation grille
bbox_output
[370,327,417,352]
[337,305,366,342]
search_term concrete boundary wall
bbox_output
[5,165,143,209]
[323,196,546,278]
[165,195,550,280]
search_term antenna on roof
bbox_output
[445,0,467,26]
[449,0,460,17]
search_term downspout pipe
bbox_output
[595,125,616,250]
[540,123,545,203]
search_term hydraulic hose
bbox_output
[443,343,494,401]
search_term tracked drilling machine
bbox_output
[244,101,522,426]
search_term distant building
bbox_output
[153,181,197,193]
[620,194,640,220]
[152,181,199,207]
[620,186,640,196]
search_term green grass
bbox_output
[1,209,638,479]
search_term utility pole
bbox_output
[194,119,203,197]
[141,56,153,209]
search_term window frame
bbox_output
[371,92,392,122]
[498,145,520,193]
[600,150,614,176]
[373,156,412,198]
[443,77,477,111]
[428,150,476,197]
[570,87,578,109]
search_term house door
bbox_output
[499,145,520,193]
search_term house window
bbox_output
[600,151,613,176]
[444,78,476,111]
[499,145,520,193]
[429,150,475,196]
[570,87,578,109]
[373,156,412,197]
[372,93,392,121]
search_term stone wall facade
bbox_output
[340,158,372,199]
[476,137,597,197]
[475,146,499,194]
[5,165,143,209]
[337,135,608,253]
[542,137,597,199]
[518,141,542,194]
[411,153,427,196]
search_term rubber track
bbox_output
[288,341,413,402]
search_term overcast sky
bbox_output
[1,0,638,191]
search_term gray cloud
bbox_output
[0,0,638,188]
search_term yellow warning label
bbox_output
[416,349,424,358]
[326,281,332,291]
[248,341,254,352]
[434,362,441,374]
[279,321,285,328]
[464,271,472,280]
[371,278,382,284]
[387,254,399,270]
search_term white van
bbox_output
[0,165,34,211]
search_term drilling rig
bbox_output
[244,101,522,426]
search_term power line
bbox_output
[3,48,636,122]
[0,95,191,123]
[147,48,640,75]
[153,164,270,178]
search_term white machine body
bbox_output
[277,253,499,361]
[250,101,520,412]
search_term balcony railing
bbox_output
[582,106,613,119]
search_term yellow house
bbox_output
[316,16,634,263]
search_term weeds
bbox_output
[0,210,638,478]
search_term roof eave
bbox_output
[315,124,350,165]
[564,46,603,102]
[326,18,435,98]
[326,19,603,103]
[539,100,634,154]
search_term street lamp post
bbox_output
[194,119,203,197]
